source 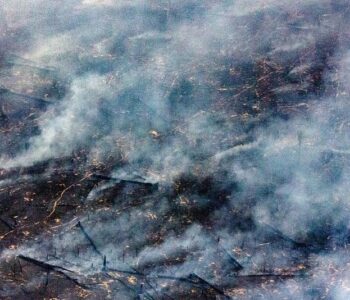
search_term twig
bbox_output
[47,174,92,219]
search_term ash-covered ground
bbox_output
[1,1,350,299]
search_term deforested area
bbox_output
[1,1,350,299]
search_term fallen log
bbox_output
[232,273,305,279]
[103,260,158,300]
[258,222,312,249]
[0,217,14,230]
[18,255,73,273]
[90,174,159,191]
[207,232,243,272]
[90,174,159,192]
[17,255,88,289]
[209,141,259,166]
[221,248,243,271]
[76,221,103,257]
[105,266,305,298]
[3,54,57,72]
[0,87,52,105]
[187,273,229,298]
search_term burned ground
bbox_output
[1,1,350,299]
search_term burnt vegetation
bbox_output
[1,1,350,299]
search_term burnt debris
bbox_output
[1,1,350,299]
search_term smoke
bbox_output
[1,0,350,299]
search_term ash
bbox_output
[1,1,350,299]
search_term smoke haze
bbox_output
[1,0,350,299]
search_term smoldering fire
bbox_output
[1,1,350,299]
